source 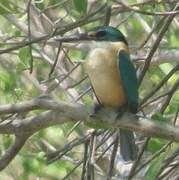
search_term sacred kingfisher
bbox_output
[56,26,139,161]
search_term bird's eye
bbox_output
[96,30,106,37]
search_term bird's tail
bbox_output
[120,129,138,161]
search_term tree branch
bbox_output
[0,97,179,142]
[0,134,30,171]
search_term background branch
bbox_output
[0,134,30,171]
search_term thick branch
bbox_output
[0,98,179,142]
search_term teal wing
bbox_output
[118,50,138,113]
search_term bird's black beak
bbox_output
[54,33,97,42]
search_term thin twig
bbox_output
[74,87,92,102]
[66,75,88,89]
[27,0,33,73]
[62,160,83,180]
[49,42,62,77]
[139,3,179,84]
[128,138,150,180]
[156,148,179,179]
[118,1,179,16]
[160,80,179,113]
[104,6,111,26]
[138,17,165,49]
[140,91,170,110]
[0,4,107,55]
[107,130,119,180]
[86,131,96,180]
[158,162,179,180]
[96,141,115,163]
[46,133,91,164]
[133,141,172,176]
[81,140,89,180]
[140,62,179,105]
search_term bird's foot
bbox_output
[90,103,102,117]
[116,105,126,119]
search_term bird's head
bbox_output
[55,26,128,45]
[87,26,128,45]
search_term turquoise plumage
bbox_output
[117,50,139,160]
[118,50,139,113]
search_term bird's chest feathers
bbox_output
[85,42,128,107]
[87,48,117,73]
[86,42,128,73]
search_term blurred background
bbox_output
[0,0,179,179]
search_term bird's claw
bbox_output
[89,103,102,117]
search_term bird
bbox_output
[84,26,138,161]
[55,26,139,161]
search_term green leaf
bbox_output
[0,2,10,14]
[145,154,165,180]
[148,138,166,153]
[73,0,87,14]
[22,158,41,174]
[14,88,24,98]
[36,152,45,162]
[18,47,31,66]
[159,63,173,75]
[46,160,68,178]
[0,1,18,14]
[3,135,13,149]
[152,112,168,122]
[0,71,15,91]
